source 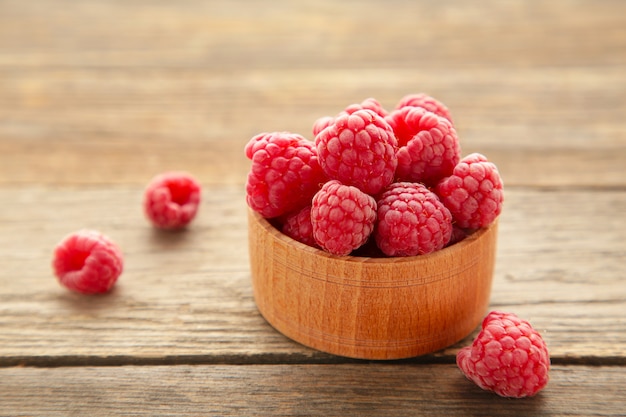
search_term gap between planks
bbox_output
[1,352,625,369]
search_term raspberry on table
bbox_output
[312,98,389,137]
[280,205,318,248]
[375,182,453,257]
[143,171,202,230]
[385,106,460,186]
[456,311,550,398]
[435,153,504,230]
[315,109,398,196]
[52,230,124,294]
[311,180,377,256]
[245,132,328,219]
[395,93,453,123]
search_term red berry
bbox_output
[144,171,201,230]
[312,116,335,138]
[457,311,550,398]
[312,98,389,137]
[344,97,389,118]
[435,153,504,230]
[52,230,124,294]
[395,93,453,123]
[311,180,377,256]
[375,182,452,257]
[280,205,318,248]
[386,106,460,186]
[315,109,398,195]
[446,225,468,247]
[245,132,327,219]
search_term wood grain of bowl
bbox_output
[248,209,498,360]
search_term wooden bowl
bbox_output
[248,209,498,360]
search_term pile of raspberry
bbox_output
[243,103,550,398]
[245,93,504,257]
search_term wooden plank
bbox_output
[0,0,624,69]
[0,67,624,187]
[0,364,624,416]
[0,0,624,187]
[0,186,623,362]
[0,1,623,414]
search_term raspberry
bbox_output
[456,311,550,398]
[315,109,398,196]
[143,171,202,230]
[435,153,504,230]
[245,132,327,219]
[374,182,452,257]
[385,106,460,186]
[344,97,389,118]
[446,225,467,247]
[395,93,453,123]
[312,116,335,138]
[52,230,124,294]
[311,180,377,256]
[312,98,389,137]
[280,205,318,248]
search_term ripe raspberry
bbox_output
[143,171,201,230]
[245,132,327,219]
[395,93,453,123]
[312,116,335,138]
[52,230,124,294]
[446,225,467,247]
[344,97,389,118]
[311,180,377,256]
[315,109,398,196]
[457,311,550,398]
[280,205,318,248]
[312,98,389,137]
[375,182,452,257]
[386,106,460,186]
[435,153,504,230]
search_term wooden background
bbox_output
[0,0,624,415]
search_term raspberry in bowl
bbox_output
[245,95,502,360]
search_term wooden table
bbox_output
[1,0,624,415]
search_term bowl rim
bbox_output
[249,208,496,266]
